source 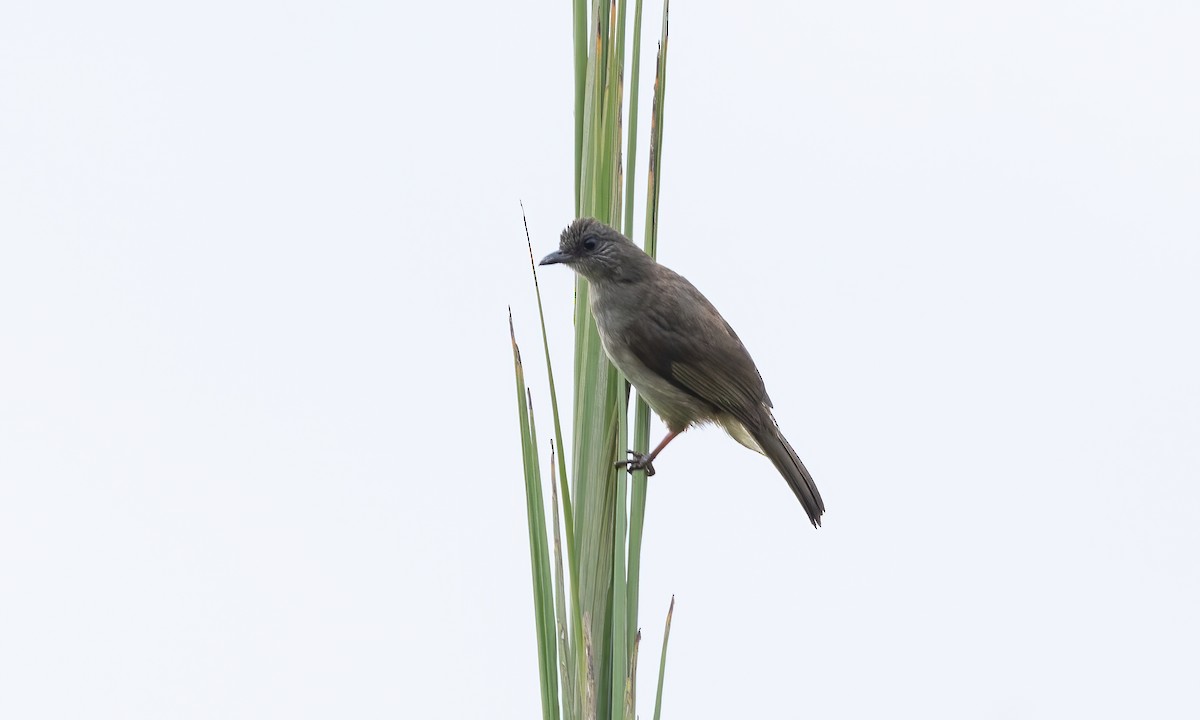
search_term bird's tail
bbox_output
[753,422,825,528]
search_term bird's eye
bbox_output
[583,239,597,251]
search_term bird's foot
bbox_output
[615,451,656,477]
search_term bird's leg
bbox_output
[615,430,681,477]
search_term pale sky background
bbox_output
[2,1,1198,718]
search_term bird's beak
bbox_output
[539,250,570,266]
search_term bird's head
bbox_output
[539,217,649,283]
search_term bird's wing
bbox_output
[625,273,771,416]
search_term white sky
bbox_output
[2,1,1198,718]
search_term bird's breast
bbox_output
[588,285,716,431]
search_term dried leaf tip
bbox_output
[508,306,522,362]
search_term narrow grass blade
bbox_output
[652,596,675,720]
[622,0,645,240]
[522,204,590,717]
[623,630,641,720]
[550,442,580,720]
[626,0,668,672]
[522,204,576,588]
[573,0,587,214]
[511,311,560,720]
[642,0,668,256]
[609,379,630,718]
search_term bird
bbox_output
[539,217,825,528]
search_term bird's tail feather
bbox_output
[754,425,825,528]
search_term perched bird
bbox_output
[540,218,825,528]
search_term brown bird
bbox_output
[540,217,825,528]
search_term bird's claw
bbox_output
[615,451,656,477]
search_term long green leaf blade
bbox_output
[652,596,675,720]
[627,0,669,684]
[609,378,630,718]
[511,312,560,720]
[549,442,579,720]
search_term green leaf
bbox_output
[516,0,672,716]
[653,596,675,720]
[511,311,561,719]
